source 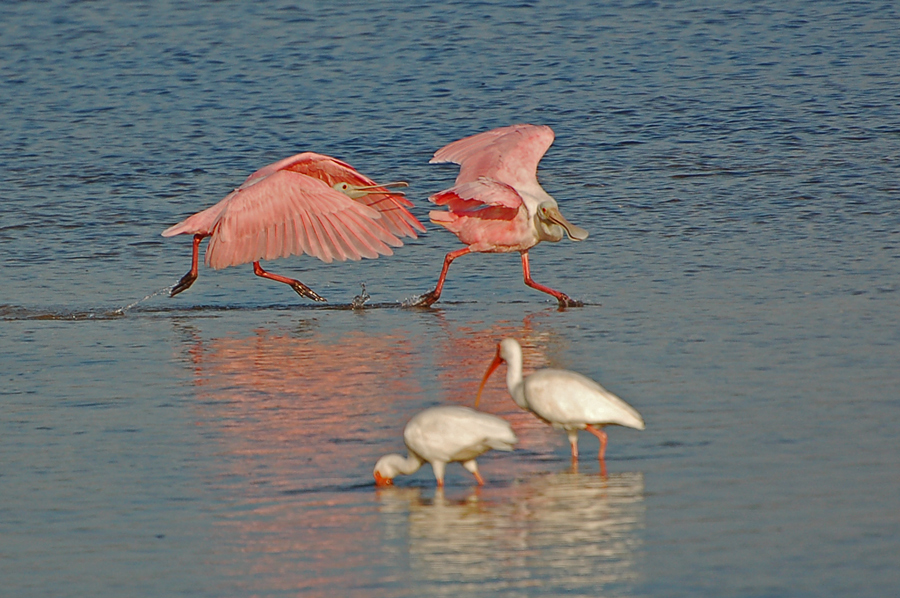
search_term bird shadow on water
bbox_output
[0,300,477,321]
[0,292,469,321]
[1,272,600,320]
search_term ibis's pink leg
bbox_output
[252,262,326,302]
[473,470,486,486]
[171,234,207,297]
[569,436,579,460]
[585,424,609,477]
[411,247,471,307]
[520,251,583,308]
[585,425,608,460]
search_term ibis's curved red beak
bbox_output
[475,345,504,408]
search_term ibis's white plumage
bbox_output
[374,405,517,487]
[478,338,643,468]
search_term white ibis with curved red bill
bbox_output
[477,338,643,475]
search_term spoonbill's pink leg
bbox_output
[171,234,208,297]
[252,262,326,302]
[412,247,471,307]
[585,424,609,477]
[473,470,486,486]
[520,251,583,308]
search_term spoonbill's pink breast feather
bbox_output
[428,178,533,251]
[429,124,555,188]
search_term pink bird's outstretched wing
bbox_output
[204,170,405,268]
[161,200,227,238]
[269,152,426,240]
[429,124,554,188]
[178,169,404,269]
[162,151,426,270]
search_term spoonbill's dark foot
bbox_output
[407,290,440,308]
[557,294,584,308]
[290,281,327,302]
[170,272,198,297]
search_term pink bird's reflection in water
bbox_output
[183,326,426,491]
[377,471,645,593]
[180,325,430,596]
[180,313,570,489]
[174,313,627,596]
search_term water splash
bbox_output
[350,283,370,309]
[112,285,174,315]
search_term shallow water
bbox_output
[2,1,899,596]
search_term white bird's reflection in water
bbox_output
[377,471,645,595]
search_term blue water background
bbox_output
[2,1,899,596]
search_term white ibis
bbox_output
[373,405,517,487]
[477,338,643,474]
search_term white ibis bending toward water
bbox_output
[162,152,425,301]
[477,338,643,474]
[373,405,517,487]
[411,124,588,308]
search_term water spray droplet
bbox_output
[112,285,175,315]
[351,283,370,309]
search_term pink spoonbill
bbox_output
[477,338,643,475]
[373,405,517,487]
[162,152,425,301]
[411,124,588,308]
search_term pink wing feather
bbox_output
[275,152,425,239]
[162,152,425,270]
[160,201,226,237]
[204,170,402,268]
[429,124,554,188]
[429,178,523,215]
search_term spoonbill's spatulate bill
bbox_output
[373,405,517,487]
[411,124,588,308]
[162,152,424,301]
[477,338,643,475]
